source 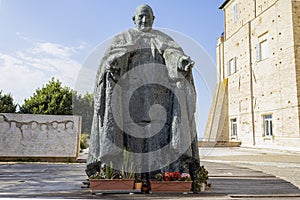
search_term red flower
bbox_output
[162,172,181,181]
[163,172,171,181]
[157,172,191,181]
[171,172,181,181]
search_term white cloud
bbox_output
[32,42,77,58]
[0,40,87,105]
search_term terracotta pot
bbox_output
[135,182,142,189]
[150,180,192,193]
[142,185,150,193]
[89,179,134,192]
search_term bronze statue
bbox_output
[86,4,200,189]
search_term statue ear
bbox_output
[153,16,155,21]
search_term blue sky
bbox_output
[0,0,225,138]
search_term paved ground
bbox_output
[200,147,300,189]
[0,147,300,199]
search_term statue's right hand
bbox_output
[106,58,120,82]
[106,58,119,73]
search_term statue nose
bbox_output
[142,16,146,22]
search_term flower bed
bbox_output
[90,179,134,192]
[150,180,192,193]
[150,172,192,193]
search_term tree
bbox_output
[73,91,94,134]
[20,78,73,115]
[19,77,94,134]
[0,90,17,113]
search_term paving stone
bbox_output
[0,147,299,199]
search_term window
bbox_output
[233,3,238,23]
[256,32,269,61]
[231,118,237,139]
[263,114,273,136]
[227,57,237,76]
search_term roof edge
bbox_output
[219,0,230,9]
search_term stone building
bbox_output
[204,0,300,149]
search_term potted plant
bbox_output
[150,172,192,193]
[192,165,210,193]
[134,175,142,190]
[89,161,135,192]
[89,150,136,193]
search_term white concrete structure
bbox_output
[0,113,81,161]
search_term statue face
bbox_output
[134,5,154,32]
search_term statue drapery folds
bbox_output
[86,4,200,182]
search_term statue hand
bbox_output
[106,58,119,73]
[179,55,195,72]
[106,58,120,82]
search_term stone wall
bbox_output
[223,0,255,40]
[250,0,300,148]
[224,17,254,145]
[255,0,278,16]
[203,79,229,142]
[212,0,300,149]
[292,0,300,140]
[0,113,81,161]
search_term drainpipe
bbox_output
[248,21,256,146]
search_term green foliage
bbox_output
[90,162,118,179]
[105,162,115,179]
[192,165,209,192]
[20,78,73,115]
[89,150,135,180]
[154,173,164,181]
[18,77,94,135]
[0,90,17,113]
[72,92,94,134]
[121,149,135,179]
[80,133,89,150]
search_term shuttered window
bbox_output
[263,114,273,136]
[227,57,237,76]
[233,3,238,23]
[256,32,269,62]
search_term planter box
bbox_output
[90,179,134,192]
[150,181,192,193]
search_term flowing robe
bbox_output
[86,28,200,178]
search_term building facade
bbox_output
[204,0,300,149]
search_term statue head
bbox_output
[132,4,155,32]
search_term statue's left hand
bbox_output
[179,55,195,72]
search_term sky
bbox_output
[0,0,225,138]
